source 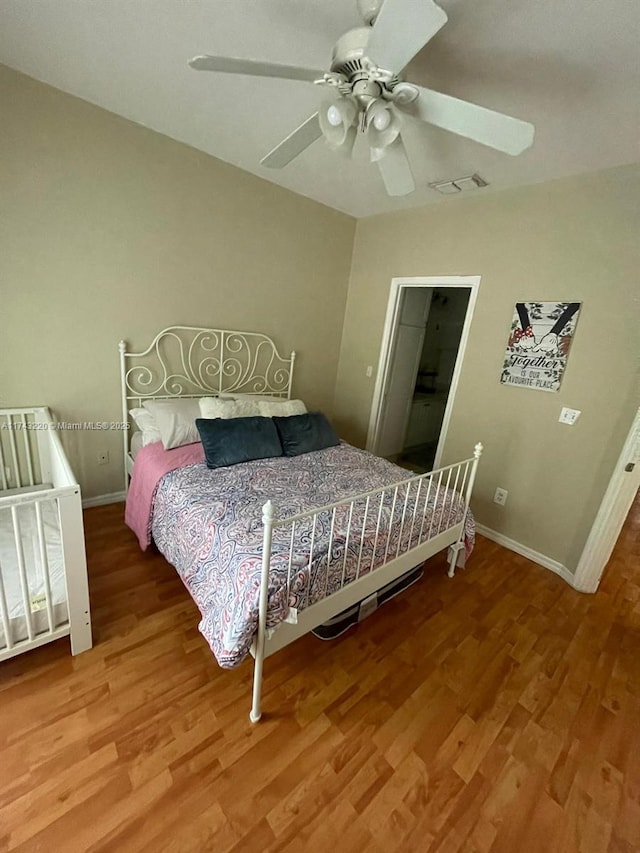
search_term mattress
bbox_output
[0,498,68,649]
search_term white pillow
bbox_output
[198,397,261,419]
[217,393,287,403]
[258,399,307,417]
[130,430,145,458]
[142,398,200,450]
[238,393,289,402]
[129,408,162,447]
[231,398,263,418]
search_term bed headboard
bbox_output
[119,325,296,477]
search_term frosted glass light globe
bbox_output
[327,105,343,127]
[373,109,392,131]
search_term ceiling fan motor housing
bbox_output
[330,27,401,93]
[330,27,372,78]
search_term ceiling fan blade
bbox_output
[376,136,416,196]
[261,113,322,169]
[189,55,323,83]
[411,86,535,155]
[366,0,448,74]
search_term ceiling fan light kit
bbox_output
[366,100,401,155]
[189,0,535,198]
[318,96,358,152]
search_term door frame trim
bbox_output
[366,275,481,466]
[573,406,640,592]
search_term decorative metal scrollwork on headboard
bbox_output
[119,326,296,402]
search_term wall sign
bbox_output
[500,302,581,392]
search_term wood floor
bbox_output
[1,498,639,853]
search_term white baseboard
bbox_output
[475,524,577,588]
[82,491,126,509]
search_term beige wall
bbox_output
[2,61,637,574]
[0,65,355,498]
[334,164,639,573]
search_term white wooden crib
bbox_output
[0,407,92,662]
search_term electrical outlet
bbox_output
[559,407,581,425]
[366,365,373,378]
[494,487,508,506]
[97,451,109,466]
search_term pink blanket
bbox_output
[125,441,205,549]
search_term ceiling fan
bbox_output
[189,0,535,197]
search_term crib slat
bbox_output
[35,501,55,634]
[8,417,21,489]
[11,506,34,641]
[0,436,8,491]
[0,551,13,650]
[21,414,35,487]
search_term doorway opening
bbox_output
[367,276,480,471]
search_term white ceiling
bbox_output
[1,0,639,218]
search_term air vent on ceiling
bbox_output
[429,173,489,194]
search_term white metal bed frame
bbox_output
[119,325,295,484]
[120,326,481,722]
[0,407,92,662]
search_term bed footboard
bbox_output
[249,442,482,722]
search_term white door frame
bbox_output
[573,406,640,593]
[366,275,481,466]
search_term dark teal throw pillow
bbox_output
[273,412,340,457]
[196,416,283,469]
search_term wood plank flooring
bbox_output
[0,496,638,852]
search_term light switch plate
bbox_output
[559,407,581,425]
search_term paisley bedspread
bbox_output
[150,443,475,668]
